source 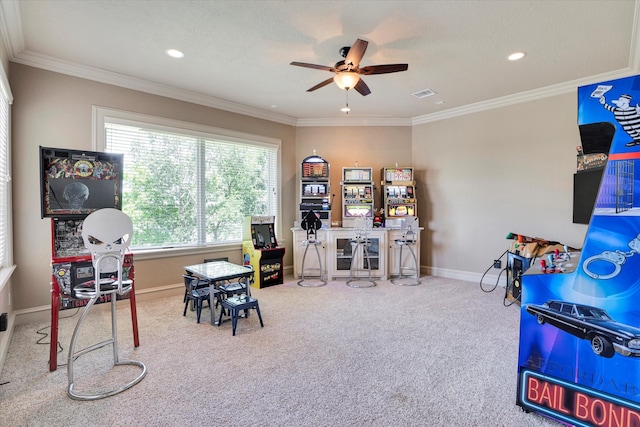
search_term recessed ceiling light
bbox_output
[508,51,526,61]
[165,48,184,59]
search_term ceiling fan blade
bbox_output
[345,39,368,68]
[290,62,337,72]
[354,78,371,96]
[307,77,335,92]
[359,64,408,75]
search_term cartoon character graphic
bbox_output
[599,94,640,146]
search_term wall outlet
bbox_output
[493,260,502,269]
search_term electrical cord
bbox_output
[35,307,80,368]
[503,275,520,307]
[479,249,508,293]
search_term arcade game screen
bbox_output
[40,146,123,218]
[251,223,277,249]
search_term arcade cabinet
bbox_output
[40,146,140,372]
[242,215,285,288]
[517,75,640,424]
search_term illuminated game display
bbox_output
[40,146,123,218]
[517,75,640,425]
[341,167,374,228]
[380,167,417,227]
[299,153,331,228]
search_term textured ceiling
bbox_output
[1,0,638,124]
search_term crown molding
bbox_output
[411,68,637,126]
[3,0,640,128]
[11,50,299,126]
[0,0,23,59]
[295,117,412,127]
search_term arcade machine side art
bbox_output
[516,76,640,425]
[40,146,140,371]
[242,215,285,288]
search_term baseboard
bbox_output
[425,265,507,287]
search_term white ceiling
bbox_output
[1,0,639,125]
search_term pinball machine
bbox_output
[40,146,140,371]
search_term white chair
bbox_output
[67,208,146,400]
[391,218,421,286]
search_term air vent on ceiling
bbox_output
[412,89,437,99]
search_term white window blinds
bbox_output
[0,76,11,267]
[103,118,279,249]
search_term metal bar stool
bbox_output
[67,208,146,400]
[347,218,376,288]
[391,219,421,286]
[298,210,326,287]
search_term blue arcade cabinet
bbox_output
[517,75,640,425]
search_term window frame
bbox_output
[92,106,282,260]
[0,58,14,293]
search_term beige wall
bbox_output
[413,92,588,275]
[10,63,296,311]
[9,62,592,313]
[295,126,412,225]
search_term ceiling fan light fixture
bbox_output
[334,72,360,90]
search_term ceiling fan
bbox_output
[290,38,408,96]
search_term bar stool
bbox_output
[391,218,421,286]
[298,210,326,287]
[347,218,376,288]
[67,208,147,400]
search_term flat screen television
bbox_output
[40,146,123,218]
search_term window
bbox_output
[0,64,12,270]
[94,107,280,251]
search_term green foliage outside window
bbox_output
[105,122,277,249]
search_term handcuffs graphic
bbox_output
[582,233,640,279]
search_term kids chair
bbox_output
[183,274,216,323]
[217,295,264,336]
[67,208,147,400]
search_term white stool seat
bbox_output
[67,208,146,400]
[298,238,327,287]
[347,237,376,288]
[391,236,421,286]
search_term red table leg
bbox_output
[49,276,60,371]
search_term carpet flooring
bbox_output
[0,276,558,426]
